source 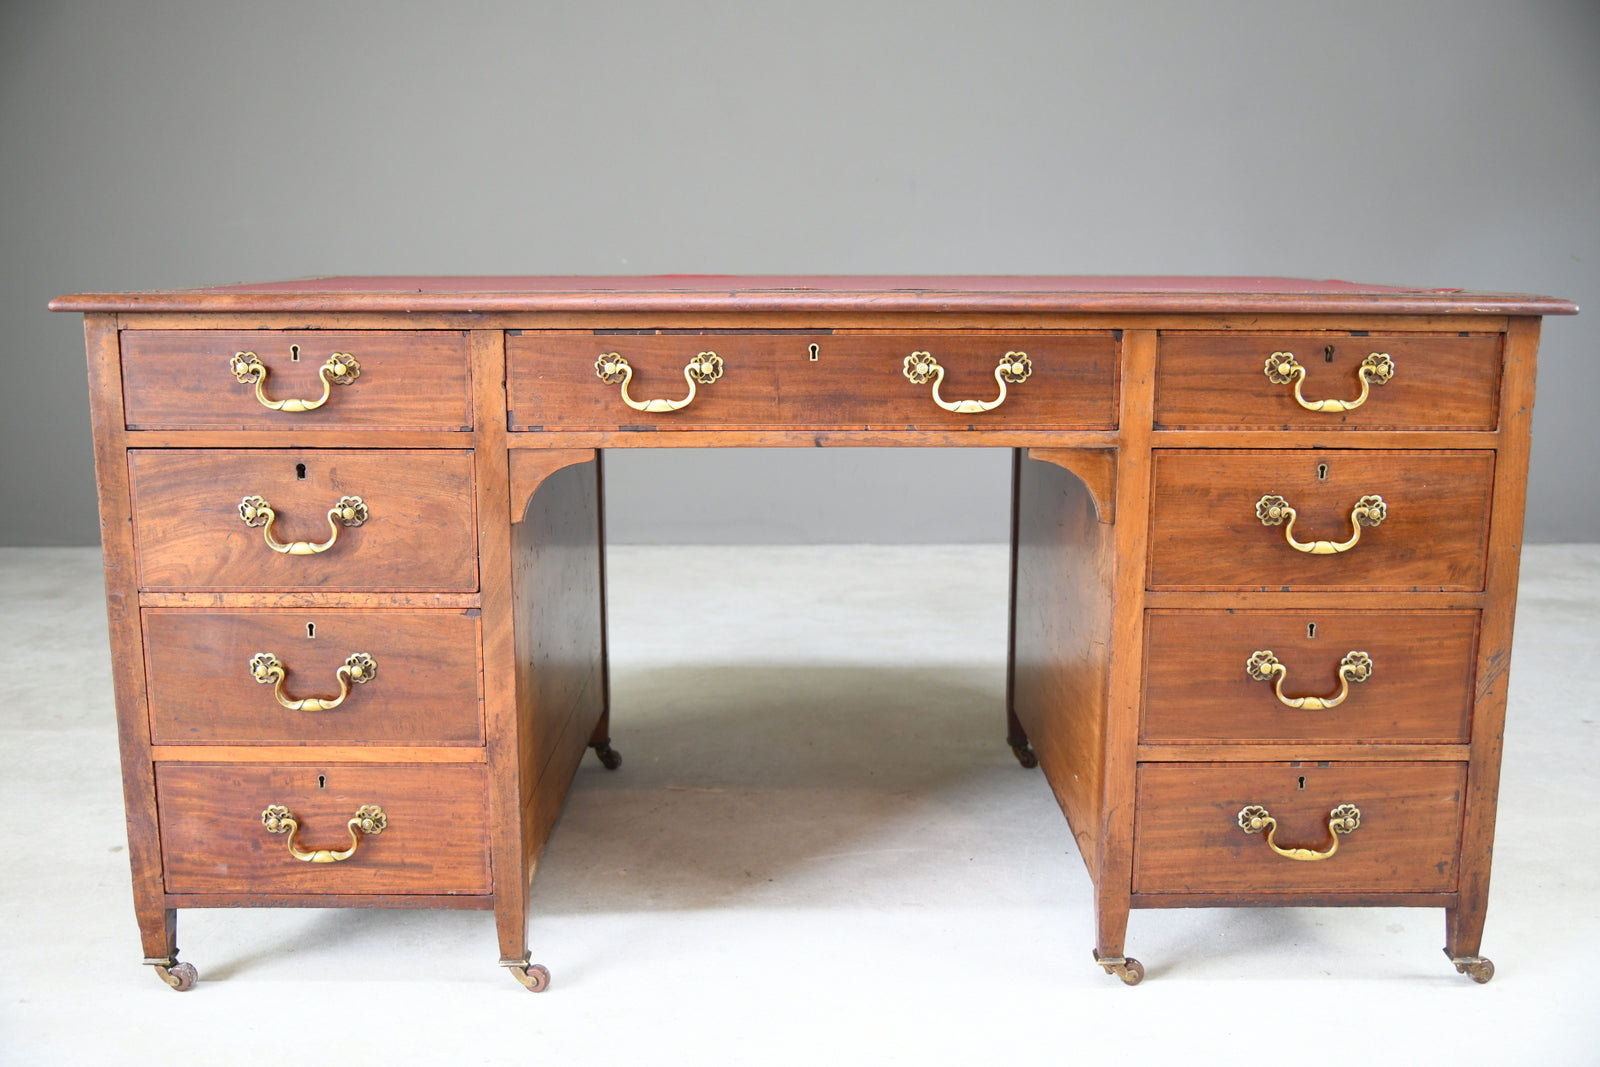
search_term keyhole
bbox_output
[296,463,307,480]
[1307,622,1317,639]
[306,622,316,639]
[808,343,820,362]
[1324,345,1335,363]
[290,344,301,362]
[1316,463,1329,481]
[317,775,326,789]
[1298,776,1307,790]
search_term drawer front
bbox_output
[144,610,483,745]
[1155,331,1502,430]
[129,449,478,592]
[1133,762,1464,895]
[121,330,473,430]
[507,330,1118,431]
[1148,449,1494,591]
[1142,610,1477,744]
[157,763,490,894]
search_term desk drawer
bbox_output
[1141,610,1477,744]
[121,330,473,430]
[1133,762,1464,895]
[157,763,490,894]
[507,330,1117,431]
[144,609,483,745]
[129,449,478,592]
[1155,331,1501,430]
[1147,449,1494,591]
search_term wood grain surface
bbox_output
[1155,331,1502,430]
[120,330,473,431]
[143,609,483,745]
[508,330,1117,431]
[1148,449,1495,590]
[129,449,478,591]
[157,762,490,894]
[1141,610,1478,744]
[1133,761,1465,894]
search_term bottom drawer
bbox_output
[157,763,490,895]
[1133,762,1464,895]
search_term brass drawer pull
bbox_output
[903,351,1032,413]
[229,351,361,412]
[261,804,387,863]
[1237,803,1361,861]
[1264,351,1394,412]
[1255,493,1387,554]
[238,494,368,555]
[1246,649,1373,710]
[248,651,377,711]
[595,351,723,412]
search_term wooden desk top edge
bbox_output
[50,275,1579,316]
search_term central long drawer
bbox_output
[507,330,1119,431]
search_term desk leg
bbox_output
[1004,448,1039,768]
[586,452,621,771]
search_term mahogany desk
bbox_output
[52,276,1577,990]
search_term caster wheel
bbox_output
[1450,955,1495,984]
[591,742,622,771]
[507,961,552,992]
[1094,953,1144,986]
[154,960,198,992]
[1008,740,1038,769]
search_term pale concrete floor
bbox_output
[1,545,1596,1064]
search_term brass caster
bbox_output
[590,741,622,771]
[1448,953,1495,984]
[149,958,198,992]
[505,960,552,992]
[1007,735,1038,769]
[1094,952,1145,986]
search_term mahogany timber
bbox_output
[156,762,490,894]
[82,313,177,962]
[51,277,1576,987]
[1155,331,1502,430]
[507,330,1117,431]
[1011,453,1115,870]
[1147,449,1496,591]
[120,330,473,431]
[1141,610,1478,745]
[1132,761,1465,894]
[512,459,606,889]
[128,449,479,592]
[1448,316,1544,961]
[48,275,1576,317]
[142,609,484,745]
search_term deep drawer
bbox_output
[144,609,483,745]
[507,330,1118,431]
[121,330,473,430]
[157,763,490,894]
[1141,610,1477,744]
[1133,761,1464,895]
[1155,331,1502,430]
[129,449,478,592]
[1147,449,1495,591]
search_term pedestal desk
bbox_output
[51,276,1577,990]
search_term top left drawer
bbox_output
[120,331,473,431]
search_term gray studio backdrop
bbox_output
[3,0,1595,547]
